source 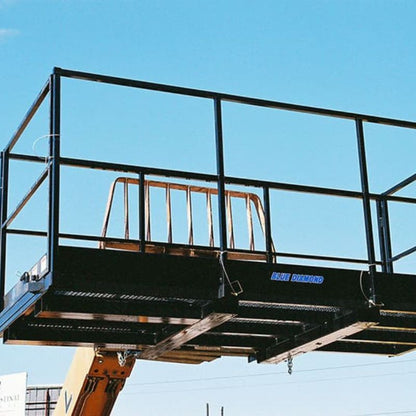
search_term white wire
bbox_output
[32,134,59,162]
[219,251,243,296]
[359,268,384,307]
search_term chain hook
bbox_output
[287,353,293,375]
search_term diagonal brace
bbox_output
[139,298,238,360]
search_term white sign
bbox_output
[0,373,27,416]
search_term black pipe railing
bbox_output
[8,152,416,205]
[2,67,416,307]
[53,67,416,130]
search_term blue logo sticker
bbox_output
[271,272,324,285]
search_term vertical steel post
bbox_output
[355,119,376,301]
[382,199,393,273]
[45,388,51,416]
[263,186,273,263]
[214,97,227,297]
[139,172,146,253]
[48,72,61,274]
[378,198,393,273]
[376,200,387,273]
[0,151,9,309]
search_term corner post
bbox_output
[0,151,9,309]
[263,186,273,263]
[138,171,146,253]
[355,119,376,302]
[214,97,227,297]
[48,71,61,275]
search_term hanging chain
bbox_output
[117,350,141,367]
[287,353,293,375]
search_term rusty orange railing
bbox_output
[100,177,275,261]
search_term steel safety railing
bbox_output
[2,67,416,307]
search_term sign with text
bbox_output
[0,373,27,416]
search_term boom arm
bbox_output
[54,348,135,416]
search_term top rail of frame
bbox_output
[5,80,51,153]
[383,172,416,196]
[54,67,416,130]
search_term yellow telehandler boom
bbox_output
[54,348,135,416]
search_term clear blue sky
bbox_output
[1,1,416,415]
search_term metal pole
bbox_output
[355,119,376,301]
[45,388,51,416]
[263,186,273,263]
[376,200,387,273]
[380,198,393,273]
[214,97,227,297]
[206,403,210,416]
[139,172,146,253]
[48,72,61,274]
[0,151,9,309]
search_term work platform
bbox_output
[1,68,416,365]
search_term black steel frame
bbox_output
[2,67,416,309]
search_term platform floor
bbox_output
[1,245,416,364]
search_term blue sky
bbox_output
[1,1,416,415]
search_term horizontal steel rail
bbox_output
[7,228,47,238]
[7,228,375,266]
[56,155,416,204]
[54,67,416,130]
[9,153,45,163]
[10,152,416,203]
[4,152,416,267]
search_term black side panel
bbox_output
[54,246,221,300]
